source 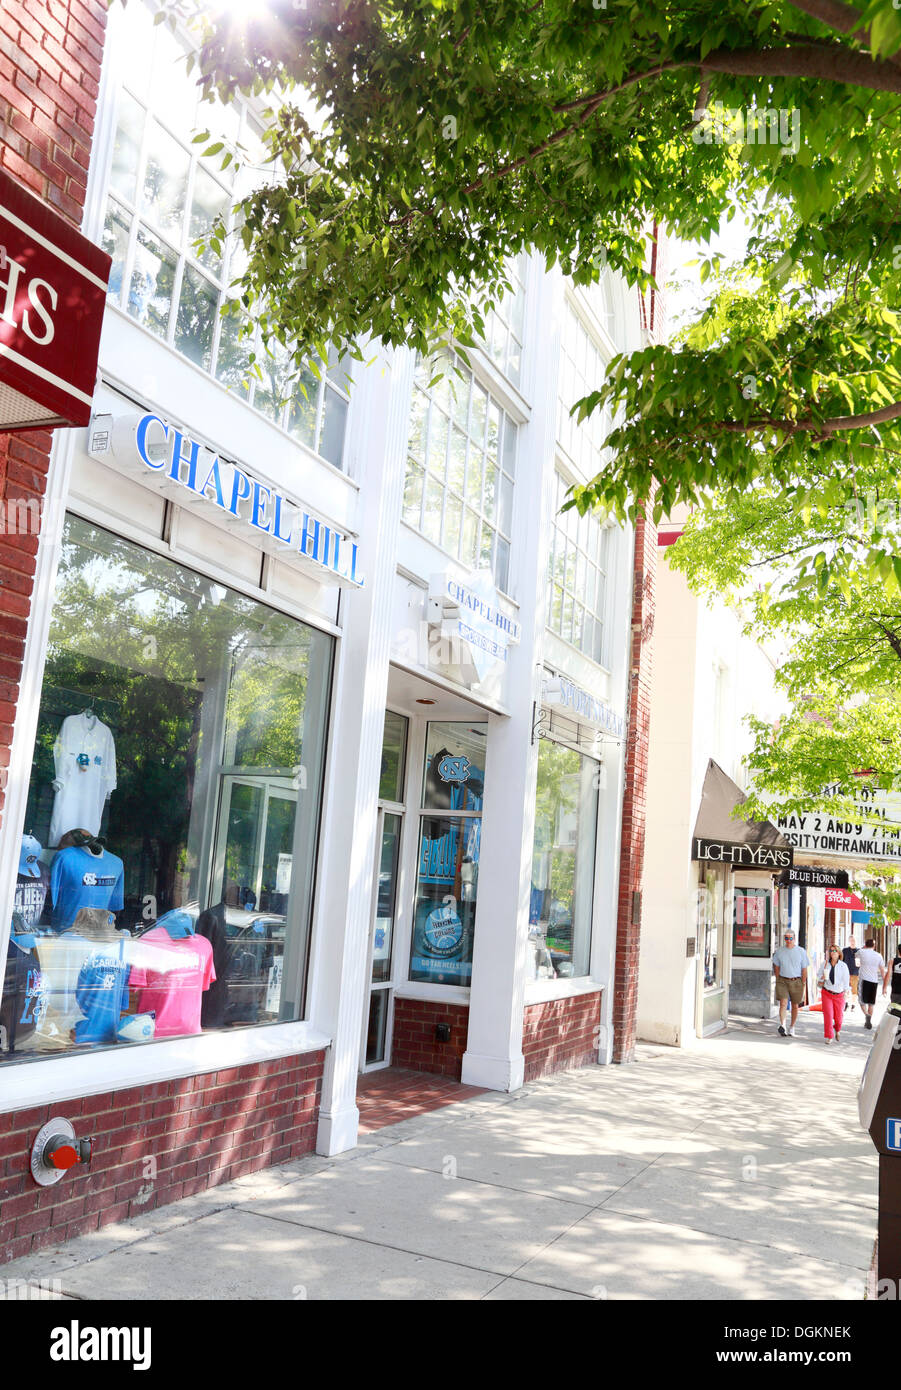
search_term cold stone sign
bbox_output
[90,411,363,589]
[692,838,793,869]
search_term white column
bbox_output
[309,345,414,1155]
[461,262,562,1090]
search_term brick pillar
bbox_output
[0,0,108,824]
[612,506,657,1063]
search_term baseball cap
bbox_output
[19,834,42,879]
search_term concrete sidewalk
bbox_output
[1,1007,878,1300]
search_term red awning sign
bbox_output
[0,170,111,432]
[825,887,866,910]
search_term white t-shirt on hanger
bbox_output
[48,712,117,845]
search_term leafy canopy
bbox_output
[171,1,901,510]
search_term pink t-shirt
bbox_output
[129,926,216,1037]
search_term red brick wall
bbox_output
[613,507,657,1063]
[0,1051,325,1264]
[522,992,601,1082]
[391,998,469,1079]
[0,0,107,826]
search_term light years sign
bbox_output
[93,411,363,588]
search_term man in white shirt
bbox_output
[858,937,889,1031]
[772,930,810,1037]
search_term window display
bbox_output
[529,737,598,979]
[0,514,333,1061]
[48,711,117,845]
[409,723,486,986]
[733,888,771,957]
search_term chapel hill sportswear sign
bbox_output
[0,170,111,431]
[89,411,364,589]
[692,838,793,868]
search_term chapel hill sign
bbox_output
[90,411,363,589]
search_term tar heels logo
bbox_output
[437,754,471,784]
[82,872,97,886]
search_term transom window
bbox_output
[547,470,610,666]
[402,355,517,594]
[101,0,351,470]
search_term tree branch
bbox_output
[788,0,901,68]
[705,400,901,436]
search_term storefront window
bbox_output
[529,738,597,979]
[733,887,771,957]
[379,711,408,803]
[409,723,486,985]
[0,516,332,1061]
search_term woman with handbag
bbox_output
[818,944,851,1044]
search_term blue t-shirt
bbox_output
[75,943,130,1044]
[772,944,809,978]
[50,847,125,931]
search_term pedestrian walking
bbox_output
[772,929,809,1037]
[818,945,850,1044]
[842,936,860,1011]
[888,947,901,1011]
[858,937,888,1030]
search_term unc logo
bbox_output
[76,753,90,770]
[437,754,471,784]
[422,905,463,957]
[82,872,98,886]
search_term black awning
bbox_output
[690,760,794,867]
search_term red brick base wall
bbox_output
[0,1050,325,1264]
[391,998,469,1079]
[522,992,601,1082]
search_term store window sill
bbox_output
[0,1021,331,1116]
[394,983,472,1005]
[523,978,604,1007]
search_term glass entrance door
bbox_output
[213,776,297,914]
[362,710,408,1070]
[366,809,403,1065]
[697,865,729,1035]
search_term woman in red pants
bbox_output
[819,945,850,1044]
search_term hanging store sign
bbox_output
[89,411,363,589]
[778,866,849,889]
[428,569,520,683]
[0,171,111,431]
[692,838,793,868]
[541,671,625,740]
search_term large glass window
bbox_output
[102,0,351,469]
[528,738,598,979]
[557,298,613,480]
[480,256,526,389]
[547,470,611,665]
[402,354,516,593]
[0,516,332,1062]
[409,723,486,985]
